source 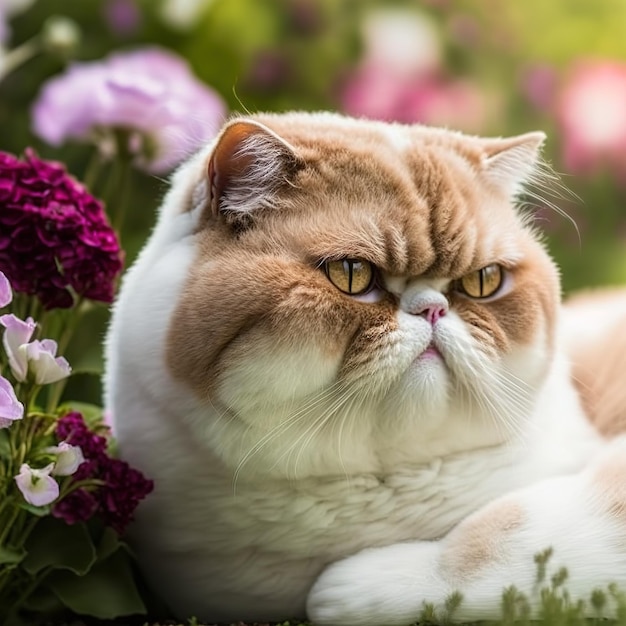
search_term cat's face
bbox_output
[164,112,559,475]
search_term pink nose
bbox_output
[421,304,447,325]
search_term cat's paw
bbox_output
[307,541,446,626]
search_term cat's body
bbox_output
[105,112,626,624]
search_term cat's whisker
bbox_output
[233,380,351,488]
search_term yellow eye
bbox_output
[325,259,374,295]
[458,264,504,299]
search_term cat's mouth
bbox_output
[418,342,444,362]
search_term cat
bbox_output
[104,111,626,625]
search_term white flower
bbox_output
[15,463,59,506]
[22,339,71,385]
[0,314,36,381]
[45,442,84,476]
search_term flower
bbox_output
[0,375,23,428]
[15,463,59,506]
[341,66,489,132]
[32,46,226,174]
[52,488,98,524]
[0,315,70,383]
[98,458,154,534]
[0,314,37,381]
[45,442,85,476]
[53,412,153,533]
[0,150,123,309]
[557,60,626,181]
[23,339,71,385]
[103,0,142,36]
[0,271,11,308]
[340,8,490,133]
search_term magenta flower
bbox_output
[0,150,123,309]
[32,46,226,174]
[15,463,59,506]
[53,412,153,534]
[0,271,11,308]
[0,375,23,428]
[557,60,626,181]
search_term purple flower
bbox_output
[98,458,154,534]
[55,411,108,460]
[32,46,226,174]
[52,488,99,524]
[15,463,59,506]
[53,412,153,533]
[0,271,11,308]
[0,375,23,428]
[0,150,123,309]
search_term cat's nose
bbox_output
[421,303,447,325]
[402,290,449,325]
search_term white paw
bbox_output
[307,542,447,626]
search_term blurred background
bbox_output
[1,0,625,403]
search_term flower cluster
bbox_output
[0,267,153,621]
[0,150,123,309]
[53,412,153,534]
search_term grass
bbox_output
[59,552,626,626]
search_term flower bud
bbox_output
[41,15,80,57]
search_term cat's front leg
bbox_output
[308,438,626,626]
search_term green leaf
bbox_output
[21,584,64,613]
[96,525,121,561]
[47,548,147,618]
[22,518,96,576]
[57,400,103,426]
[0,545,25,565]
[0,430,11,459]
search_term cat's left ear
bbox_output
[206,118,303,221]
[479,132,546,197]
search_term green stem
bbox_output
[0,37,41,82]
[82,149,104,192]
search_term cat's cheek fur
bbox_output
[308,437,626,626]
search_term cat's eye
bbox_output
[458,264,504,299]
[325,259,374,295]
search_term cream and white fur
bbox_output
[105,111,626,624]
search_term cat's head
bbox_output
[124,112,561,477]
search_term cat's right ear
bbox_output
[206,119,303,222]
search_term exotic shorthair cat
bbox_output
[104,111,626,625]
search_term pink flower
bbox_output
[0,150,123,309]
[32,46,226,173]
[0,314,70,384]
[341,66,488,132]
[340,8,489,132]
[0,271,11,308]
[15,463,59,506]
[0,314,37,381]
[0,375,23,428]
[23,339,71,385]
[557,60,626,181]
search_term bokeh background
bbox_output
[1,0,625,403]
